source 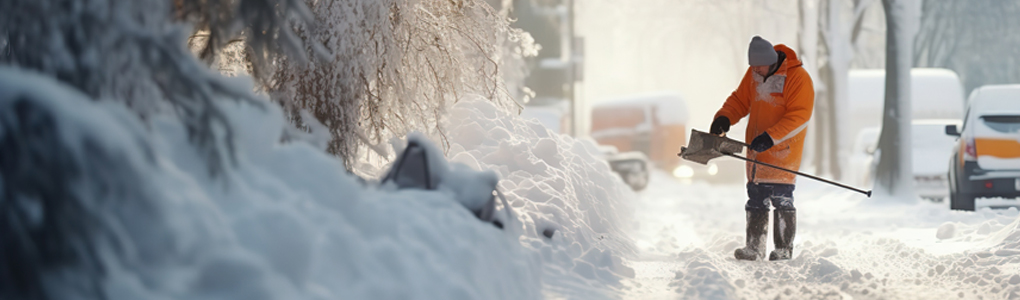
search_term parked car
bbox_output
[945,84,1020,211]
[847,120,960,200]
[912,120,962,200]
[590,93,687,170]
[589,93,744,183]
[847,127,880,188]
[597,145,650,191]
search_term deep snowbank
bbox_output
[443,98,639,295]
[0,66,640,299]
[0,67,542,299]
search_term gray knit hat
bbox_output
[748,36,777,66]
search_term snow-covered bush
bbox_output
[268,0,535,167]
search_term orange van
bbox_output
[589,93,688,172]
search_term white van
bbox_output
[846,68,966,143]
[847,120,961,200]
[845,68,966,193]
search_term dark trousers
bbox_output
[744,182,795,211]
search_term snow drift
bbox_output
[0,67,541,299]
[444,98,639,295]
[0,66,639,299]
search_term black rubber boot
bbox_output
[769,209,796,261]
[734,208,769,261]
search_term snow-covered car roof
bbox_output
[912,119,962,126]
[848,68,966,119]
[591,92,689,125]
[606,150,650,162]
[969,84,1020,115]
[597,144,619,155]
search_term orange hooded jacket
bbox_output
[714,44,814,184]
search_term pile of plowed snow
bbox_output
[0,67,639,299]
[444,98,638,295]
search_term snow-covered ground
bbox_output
[444,95,1020,299]
[619,172,1020,299]
[5,65,1020,300]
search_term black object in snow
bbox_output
[382,140,434,190]
[382,139,515,229]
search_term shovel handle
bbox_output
[722,152,873,197]
[714,133,750,148]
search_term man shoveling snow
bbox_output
[710,36,815,261]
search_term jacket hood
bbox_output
[774,44,802,73]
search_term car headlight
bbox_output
[707,163,719,176]
[673,165,694,178]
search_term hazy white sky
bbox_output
[575,0,801,136]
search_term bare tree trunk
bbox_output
[799,0,823,174]
[815,63,831,176]
[822,0,848,180]
[814,0,876,180]
[814,76,829,176]
[825,71,842,180]
[874,0,917,199]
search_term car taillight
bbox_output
[963,137,977,161]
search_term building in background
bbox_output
[511,0,584,136]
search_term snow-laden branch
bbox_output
[263,0,534,169]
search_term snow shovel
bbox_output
[678,129,872,197]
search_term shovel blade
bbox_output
[678,129,745,165]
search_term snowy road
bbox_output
[617,172,1020,299]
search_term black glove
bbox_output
[750,132,774,152]
[710,116,730,135]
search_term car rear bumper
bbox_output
[959,177,1020,198]
[959,162,1020,198]
[969,170,1020,180]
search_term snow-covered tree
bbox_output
[798,0,823,173]
[0,0,317,176]
[873,0,919,199]
[266,0,533,168]
[1,0,533,299]
[810,0,876,180]
[176,0,324,84]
